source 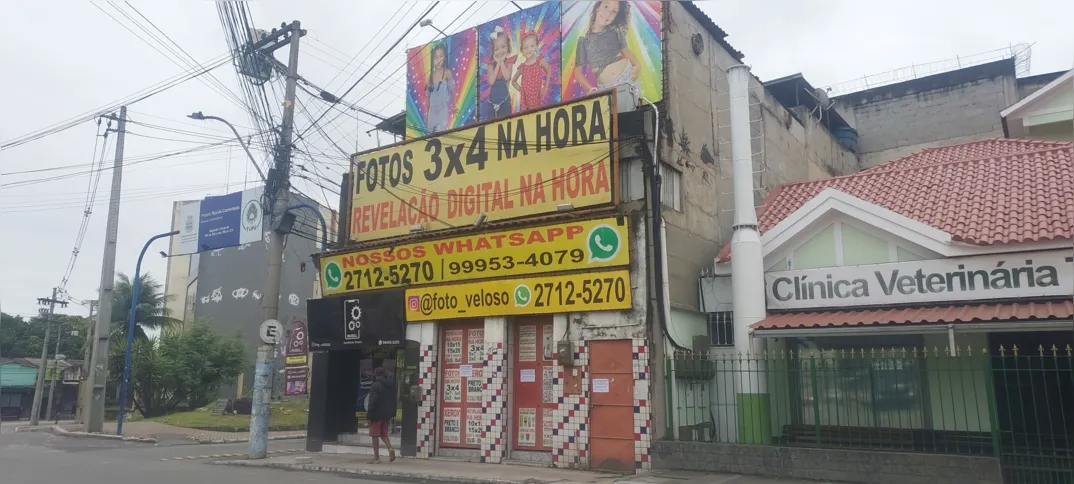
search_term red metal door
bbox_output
[438,319,485,449]
[589,339,634,472]
[511,316,555,451]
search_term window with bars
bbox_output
[660,162,682,211]
[708,311,734,347]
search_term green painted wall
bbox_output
[791,224,837,269]
[841,224,890,266]
[0,363,38,388]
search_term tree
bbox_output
[111,272,182,340]
[108,320,244,417]
[1,312,89,359]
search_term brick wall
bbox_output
[652,441,1004,484]
[834,60,1018,169]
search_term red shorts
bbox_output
[369,420,390,437]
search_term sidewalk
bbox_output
[215,454,833,484]
[60,421,306,444]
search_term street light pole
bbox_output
[187,112,267,182]
[116,230,178,436]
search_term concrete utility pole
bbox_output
[86,106,127,433]
[250,21,303,459]
[31,288,64,426]
[76,300,97,423]
[45,315,66,422]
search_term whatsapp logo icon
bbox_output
[586,224,621,263]
[324,261,343,290]
[513,284,532,307]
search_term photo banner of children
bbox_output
[403,0,662,138]
[477,2,562,122]
[561,0,662,103]
[405,27,478,139]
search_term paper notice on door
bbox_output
[519,325,537,362]
[542,407,554,448]
[593,378,610,393]
[442,407,461,444]
[465,408,482,445]
[518,408,537,447]
[459,364,473,378]
[520,368,536,383]
[467,368,484,403]
[443,369,462,403]
[445,330,464,364]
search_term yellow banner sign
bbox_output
[349,93,617,242]
[404,270,632,322]
[321,218,629,296]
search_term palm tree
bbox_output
[111,272,182,340]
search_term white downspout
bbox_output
[727,64,770,443]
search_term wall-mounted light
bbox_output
[556,203,575,212]
[474,212,488,228]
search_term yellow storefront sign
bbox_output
[321,218,629,296]
[404,270,632,322]
[349,93,617,242]
[285,355,307,366]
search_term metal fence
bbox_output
[664,345,1074,481]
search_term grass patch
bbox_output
[145,399,309,432]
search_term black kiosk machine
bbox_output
[305,289,420,455]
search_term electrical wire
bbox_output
[57,123,110,289]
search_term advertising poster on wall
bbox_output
[284,320,309,396]
[466,367,484,403]
[466,408,483,445]
[518,408,537,446]
[176,186,265,255]
[405,28,478,139]
[443,407,462,444]
[477,2,562,121]
[561,1,663,103]
[542,407,554,448]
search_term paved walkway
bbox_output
[217,454,832,484]
[66,421,305,444]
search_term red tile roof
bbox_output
[864,138,1072,172]
[716,139,1074,261]
[752,300,1074,330]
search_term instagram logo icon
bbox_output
[408,295,420,312]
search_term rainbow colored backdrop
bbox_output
[477,2,562,121]
[561,1,663,103]
[403,0,663,139]
[405,28,478,139]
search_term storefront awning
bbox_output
[751,300,1074,337]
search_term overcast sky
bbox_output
[1,0,1071,319]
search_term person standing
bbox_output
[366,366,397,463]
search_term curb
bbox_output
[191,434,307,444]
[161,448,302,461]
[13,426,54,433]
[213,460,527,484]
[50,426,158,443]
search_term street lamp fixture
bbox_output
[187,112,267,182]
[419,18,449,38]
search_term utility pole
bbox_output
[250,21,303,459]
[77,300,97,423]
[45,312,68,422]
[86,106,126,433]
[31,288,65,425]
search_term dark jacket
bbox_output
[366,375,397,422]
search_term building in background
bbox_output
[1002,69,1073,142]
[303,0,864,473]
[162,192,336,398]
[677,138,1074,483]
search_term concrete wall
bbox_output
[652,441,1003,484]
[834,60,1019,169]
[661,2,859,311]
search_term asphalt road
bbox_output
[0,431,393,484]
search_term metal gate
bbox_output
[589,339,635,472]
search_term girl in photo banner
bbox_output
[512,29,552,112]
[425,43,454,133]
[487,26,516,119]
[574,0,641,95]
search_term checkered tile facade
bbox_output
[632,338,652,471]
[480,340,508,463]
[550,341,590,470]
[416,345,438,459]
